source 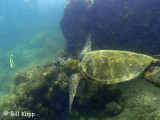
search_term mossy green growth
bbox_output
[30,31,48,45]
[9,31,65,72]
[0,62,69,120]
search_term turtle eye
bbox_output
[53,58,61,66]
[78,57,83,62]
[148,66,156,72]
[54,57,63,65]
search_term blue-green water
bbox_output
[1,0,160,120]
[0,0,66,94]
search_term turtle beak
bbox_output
[53,57,68,66]
[53,57,61,66]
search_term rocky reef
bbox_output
[0,62,69,120]
[1,61,160,120]
[61,0,160,56]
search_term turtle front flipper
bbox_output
[79,34,91,60]
[143,66,160,86]
[69,73,82,113]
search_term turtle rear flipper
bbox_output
[152,55,160,59]
[69,73,82,113]
[152,55,160,63]
[143,66,160,86]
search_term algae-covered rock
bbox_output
[0,62,70,120]
[14,72,29,85]
[61,0,160,56]
[56,72,68,90]
[108,79,160,120]
[104,101,123,116]
[1,59,160,120]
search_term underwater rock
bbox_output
[14,72,29,85]
[55,72,68,90]
[61,0,160,56]
[110,78,160,120]
[0,62,70,120]
[77,78,160,120]
[2,60,160,120]
[43,65,59,82]
[104,101,123,116]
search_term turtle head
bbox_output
[143,66,160,86]
[54,57,68,67]
[54,57,78,71]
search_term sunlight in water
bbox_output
[38,0,67,14]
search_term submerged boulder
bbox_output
[0,62,69,120]
[61,0,160,56]
[1,61,160,120]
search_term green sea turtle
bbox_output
[54,34,160,113]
